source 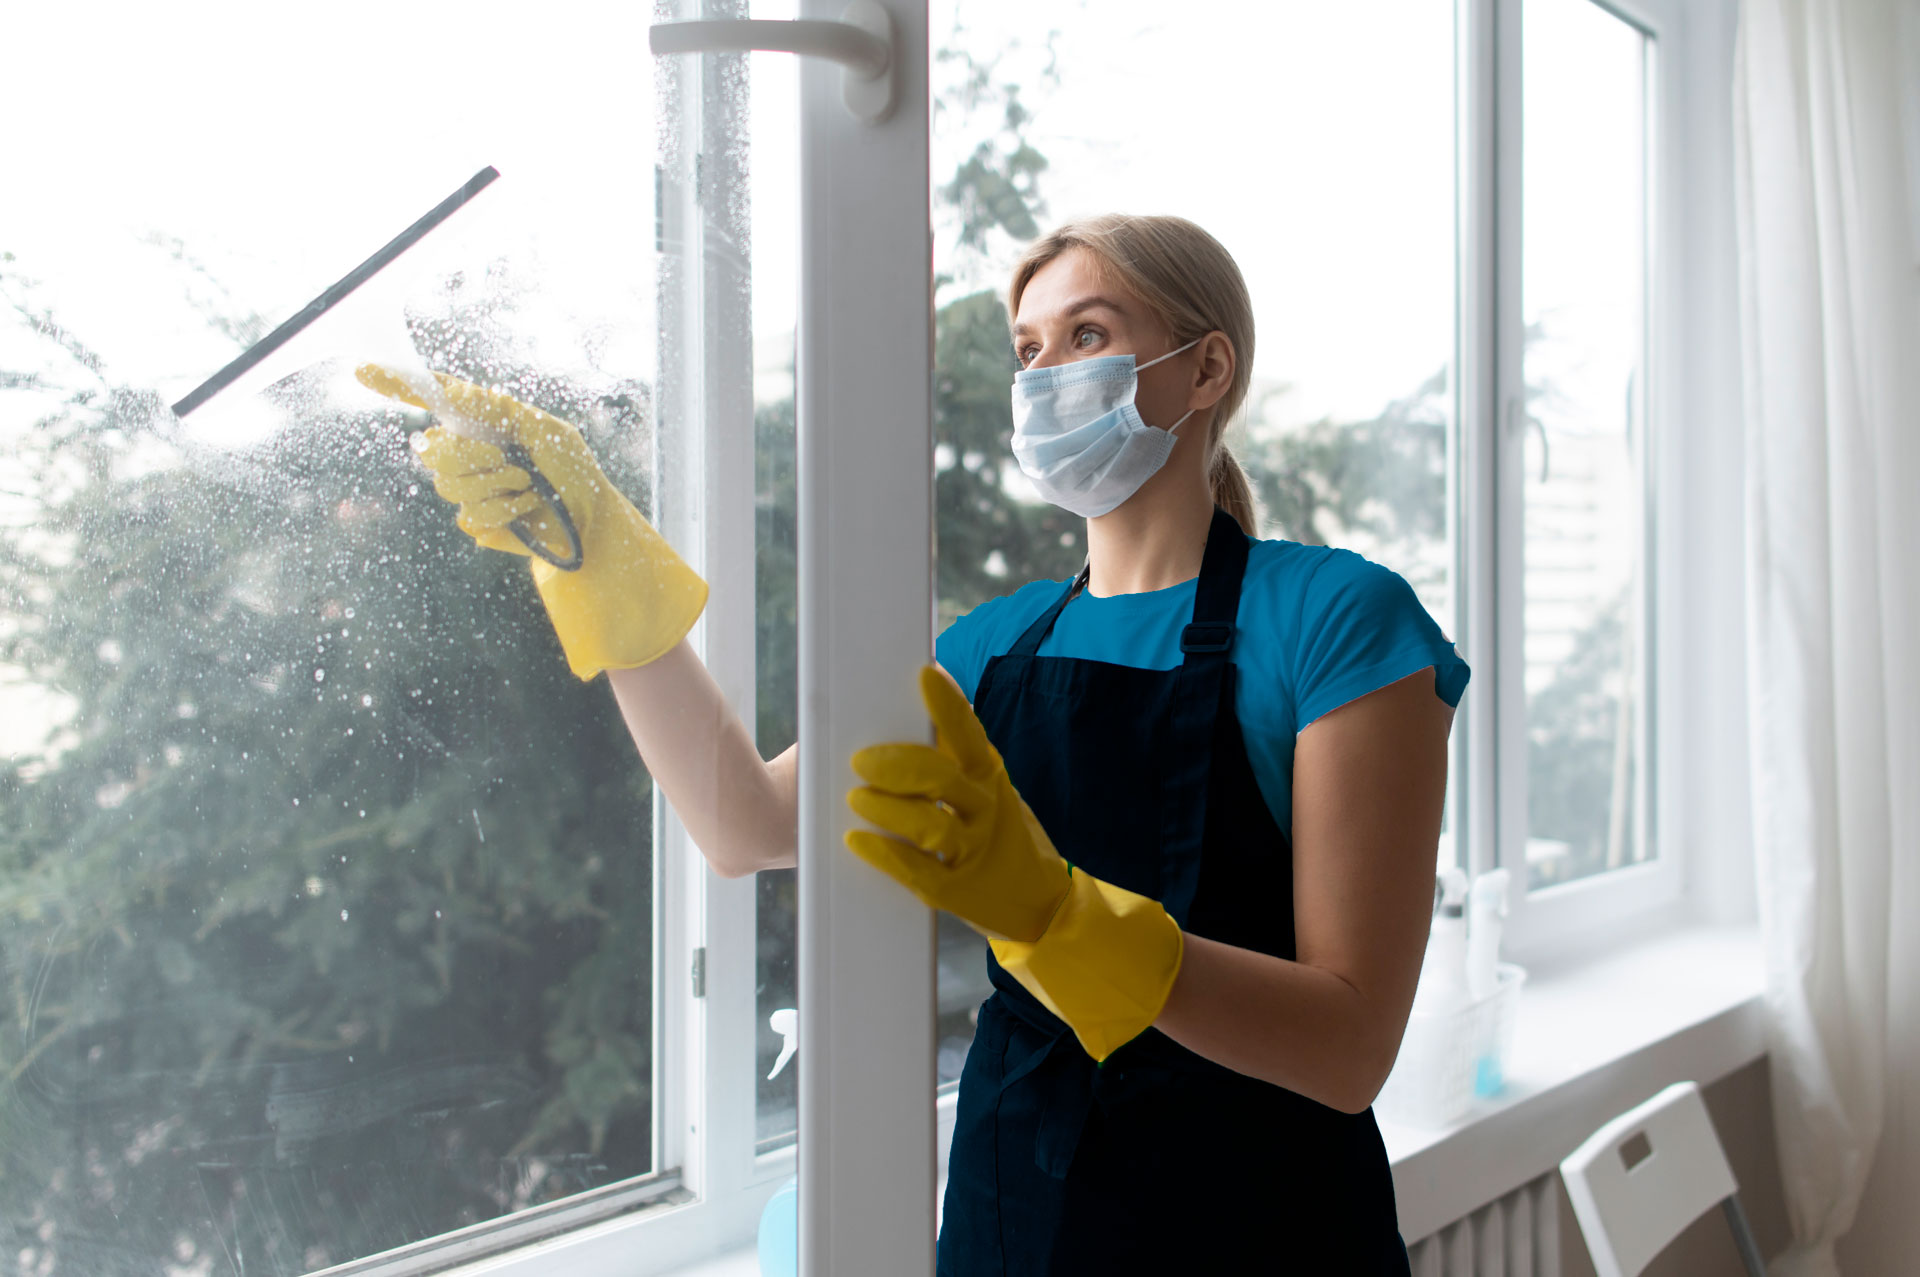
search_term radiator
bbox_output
[1406,1173,1562,1277]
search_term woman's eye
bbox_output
[1075,328,1099,349]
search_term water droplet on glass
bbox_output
[314,669,326,683]
[434,910,443,919]
[361,694,373,707]
[344,608,355,619]
[340,909,349,922]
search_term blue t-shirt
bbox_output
[935,537,1470,841]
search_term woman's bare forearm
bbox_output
[1153,932,1401,1114]
[605,640,798,877]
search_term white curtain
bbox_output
[1732,1,1920,1274]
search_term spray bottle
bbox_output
[1411,865,1471,1017]
[1466,868,1511,1001]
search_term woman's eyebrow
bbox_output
[1010,296,1129,340]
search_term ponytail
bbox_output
[1209,446,1261,537]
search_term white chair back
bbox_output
[1559,1080,1763,1277]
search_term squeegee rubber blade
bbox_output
[170,166,501,418]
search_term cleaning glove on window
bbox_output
[357,366,707,680]
[846,665,1184,1062]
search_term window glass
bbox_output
[926,0,1460,1053]
[750,0,803,1148]
[1521,0,1650,889]
[0,3,696,1268]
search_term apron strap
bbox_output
[983,994,1098,1180]
[1180,505,1250,662]
[1008,505,1246,663]
[994,507,1250,924]
[1157,506,1250,922]
[1005,562,1089,659]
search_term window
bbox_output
[1518,0,1652,891]
[2,6,682,1269]
[2,0,1701,1269]
[1,1,936,1273]
[919,0,1682,969]
[1486,0,1681,951]
[922,0,1462,1062]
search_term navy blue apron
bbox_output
[936,507,1413,1276]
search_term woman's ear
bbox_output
[1191,331,1236,411]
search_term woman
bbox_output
[362,213,1467,1274]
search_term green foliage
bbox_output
[932,21,1064,291]
[0,284,657,1268]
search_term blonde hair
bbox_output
[1009,214,1261,536]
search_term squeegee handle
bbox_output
[501,443,585,572]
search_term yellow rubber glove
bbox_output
[846,665,1073,943]
[846,665,1184,1062]
[986,874,1184,1063]
[357,365,708,680]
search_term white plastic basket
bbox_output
[1374,961,1525,1128]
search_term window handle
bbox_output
[767,1007,799,1080]
[650,1,895,124]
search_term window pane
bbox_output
[927,0,1460,1056]
[1521,0,1650,889]
[751,0,803,1147]
[1,4,676,1269]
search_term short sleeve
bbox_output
[935,604,996,703]
[1293,550,1470,732]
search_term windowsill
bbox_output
[664,923,1765,1274]
[1382,921,1767,1242]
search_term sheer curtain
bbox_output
[1731,1,1920,1274]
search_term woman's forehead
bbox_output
[1013,249,1144,333]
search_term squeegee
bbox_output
[170,166,584,571]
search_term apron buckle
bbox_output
[1180,621,1233,654]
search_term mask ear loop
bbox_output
[1135,336,1203,373]
[1138,337,1205,433]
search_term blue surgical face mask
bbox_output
[1009,339,1201,519]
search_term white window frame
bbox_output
[1459,0,1696,962]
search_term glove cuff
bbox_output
[532,496,709,679]
[989,869,1184,1062]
